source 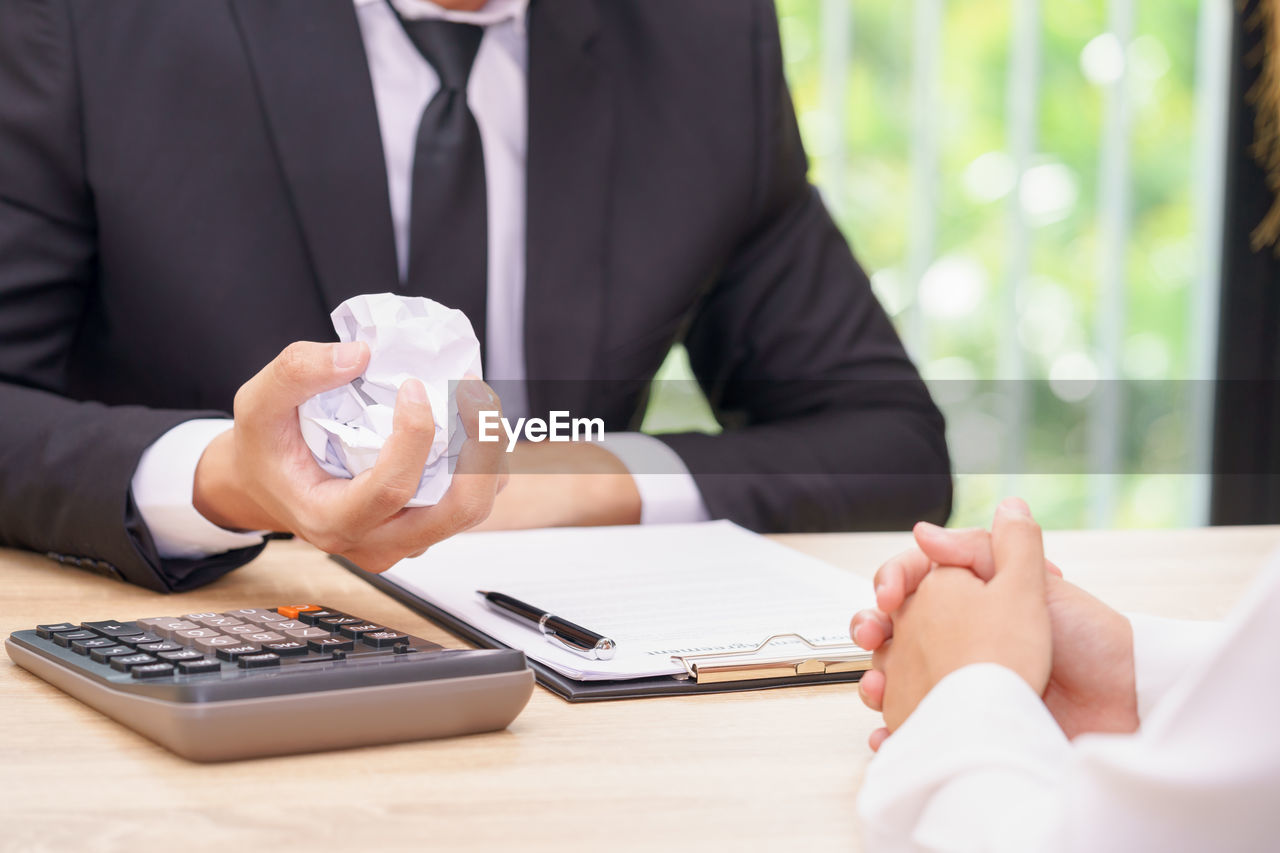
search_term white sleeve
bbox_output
[130,419,267,560]
[1126,613,1227,721]
[857,663,1072,853]
[1067,564,1280,853]
[859,565,1280,853]
[599,432,711,525]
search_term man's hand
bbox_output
[473,440,642,530]
[852,499,1139,750]
[192,340,506,572]
[867,499,1053,732]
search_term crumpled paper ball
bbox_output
[298,293,483,507]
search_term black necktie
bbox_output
[395,14,488,360]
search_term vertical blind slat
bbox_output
[819,0,853,220]
[906,0,945,364]
[1088,0,1136,529]
[1000,0,1042,491]
[1187,0,1233,525]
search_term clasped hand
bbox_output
[851,498,1140,751]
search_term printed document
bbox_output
[382,521,874,680]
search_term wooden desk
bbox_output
[2,526,1276,851]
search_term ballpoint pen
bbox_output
[477,590,616,661]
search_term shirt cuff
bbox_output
[1127,613,1227,722]
[131,419,267,560]
[859,664,1071,853]
[600,432,711,525]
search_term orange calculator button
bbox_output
[277,604,323,619]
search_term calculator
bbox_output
[5,604,534,761]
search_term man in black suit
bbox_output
[0,0,951,592]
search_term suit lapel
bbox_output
[524,0,612,417]
[230,0,399,314]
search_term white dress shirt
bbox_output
[132,0,709,560]
[857,555,1280,853]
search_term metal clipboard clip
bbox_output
[670,633,873,685]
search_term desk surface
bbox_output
[3,526,1277,851]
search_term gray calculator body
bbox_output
[6,605,534,761]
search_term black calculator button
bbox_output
[297,609,341,625]
[237,653,281,669]
[262,641,309,656]
[137,641,184,654]
[91,646,138,663]
[130,663,176,679]
[362,631,409,648]
[308,637,355,653]
[318,616,362,630]
[177,659,222,675]
[36,623,79,639]
[158,649,205,662]
[214,643,262,661]
[284,627,330,640]
[53,630,98,647]
[338,623,383,640]
[110,653,159,672]
[70,637,117,655]
[81,620,143,637]
[114,632,164,647]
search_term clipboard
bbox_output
[333,555,871,702]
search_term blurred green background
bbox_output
[642,0,1221,530]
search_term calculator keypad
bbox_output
[27,605,432,683]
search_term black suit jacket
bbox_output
[0,0,951,592]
